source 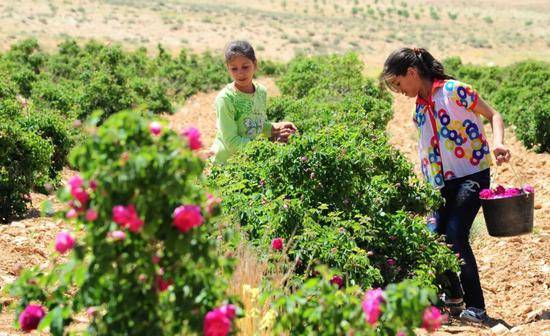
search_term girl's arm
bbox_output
[471,96,511,165]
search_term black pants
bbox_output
[432,169,490,310]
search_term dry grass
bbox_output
[227,228,298,335]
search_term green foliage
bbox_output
[0,38,232,221]
[0,120,53,222]
[277,53,366,99]
[0,38,231,123]
[258,59,287,76]
[17,109,74,186]
[270,270,438,335]
[211,125,455,288]
[270,54,392,133]
[443,58,550,152]
[9,111,234,334]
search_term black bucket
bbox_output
[480,192,534,237]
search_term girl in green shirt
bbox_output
[210,40,297,164]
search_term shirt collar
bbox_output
[415,79,445,107]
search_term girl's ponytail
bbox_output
[380,47,454,90]
[414,48,454,81]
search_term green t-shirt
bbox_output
[211,82,272,163]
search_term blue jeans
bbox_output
[431,169,490,310]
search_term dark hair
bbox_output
[224,40,257,63]
[380,47,454,91]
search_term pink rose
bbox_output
[523,185,535,194]
[387,258,396,266]
[86,209,98,221]
[89,179,98,191]
[109,230,126,241]
[422,306,447,333]
[362,288,384,325]
[204,307,232,336]
[479,189,493,199]
[219,304,237,320]
[330,275,344,288]
[19,304,46,331]
[271,238,283,251]
[494,185,506,195]
[112,205,144,232]
[68,175,84,190]
[503,188,521,198]
[127,212,144,233]
[172,205,204,233]
[396,331,406,336]
[181,126,202,150]
[155,275,173,292]
[71,187,90,206]
[55,231,75,254]
[149,121,162,136]
[152,255,161,264]
[112,205,130,224]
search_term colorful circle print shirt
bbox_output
[413,79,492,188]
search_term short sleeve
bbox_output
[443,80,479,112]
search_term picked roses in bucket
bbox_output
[479,185,534,200]
[479,184,535,237]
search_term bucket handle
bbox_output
[491,156,524,188]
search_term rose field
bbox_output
[0,33,549,336]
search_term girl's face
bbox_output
[226,55,257,88]
[387,67,422,98]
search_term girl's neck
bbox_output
[418,78,434,101]
[234,81,255,94]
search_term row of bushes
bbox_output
[443,57,549,152]
[0,38,233,222]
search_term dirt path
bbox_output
[389,94,550,335]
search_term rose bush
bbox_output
[8,111,235,335]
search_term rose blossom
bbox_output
[362,288,384,325]
[18,304,45,331]
[55,231,75,254]
[173,205,204,233]
[271,238,283,251]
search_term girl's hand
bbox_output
[271,122,297,143]
[493,144,511,165]
[280,122,297,132]
[270,128,294,143]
